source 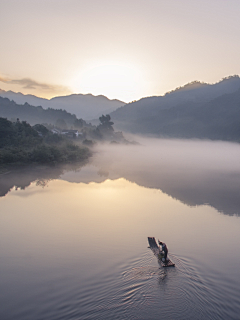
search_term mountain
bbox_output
[110,75,240,141]
[0,97,78,126]
[0,90,125,120]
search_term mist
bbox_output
[2,136,240,320]
[2,137,240,216]
[63,137,240,216]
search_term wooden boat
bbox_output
[148,237,175,267]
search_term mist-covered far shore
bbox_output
[2,137,240,217]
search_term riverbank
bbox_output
[0,118,91,168]
[0,142,91,167]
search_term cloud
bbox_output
[0,76,71,95]
[0,76,9,83]
[9,78,56,90]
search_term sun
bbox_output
[70,63,145,102]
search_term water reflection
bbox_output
[1,159,240,319]
[0,162,87,198]
[1,138,240,216]
[63,138,240,216]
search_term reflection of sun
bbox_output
[71,63,145,102]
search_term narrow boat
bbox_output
[148,237,175,267]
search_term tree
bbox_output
[97,114,114,134]
[73,118,85,129]
[55,118,67,129]
[32,124,50,136]
[99,114,114,126]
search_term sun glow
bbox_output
[70,63,145,102]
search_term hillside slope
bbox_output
[111,76,240,141]
[0,90,125,120]
[0,97,78,126]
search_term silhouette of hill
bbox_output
[111,76,240,141]
[0,90,125,120]
[0,97,78,126]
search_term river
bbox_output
[1,138,240,319]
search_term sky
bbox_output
[1,0,240,102]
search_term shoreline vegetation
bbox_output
[0,118,91,168]
[0,114,131,169]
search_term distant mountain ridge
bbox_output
[110,75,240,141]
[0,97,79,126]
[0,90,125,120]
[2,75,240,142]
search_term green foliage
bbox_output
[32,124,50,136]
[73,118,87,129]
[82,139,94,146]
[0,118,40,148]
[97,114,114,135]
[55,118,67,129]
[99,114,113,125]
[0,118,90,166]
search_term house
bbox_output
[51,128,61,135]
[61,129,82,138]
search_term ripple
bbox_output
[4,250,240,320]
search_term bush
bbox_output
[83,139,94,146]
[0,118,91,166]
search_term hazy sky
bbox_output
[1,0,240,102]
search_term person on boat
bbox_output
[158,240,168,262]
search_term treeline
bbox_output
[111,76,240,142]
[0,97,127,143]
[0,118,90,166]
[0,96,91,128]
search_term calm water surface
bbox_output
[1,139,240,319]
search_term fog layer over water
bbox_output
[1,138,240,319]
[63,138,240,216]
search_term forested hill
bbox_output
[110,76,240,141]
[0,97,79,126]
[0,118,90,166]
[0,91,125,120]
